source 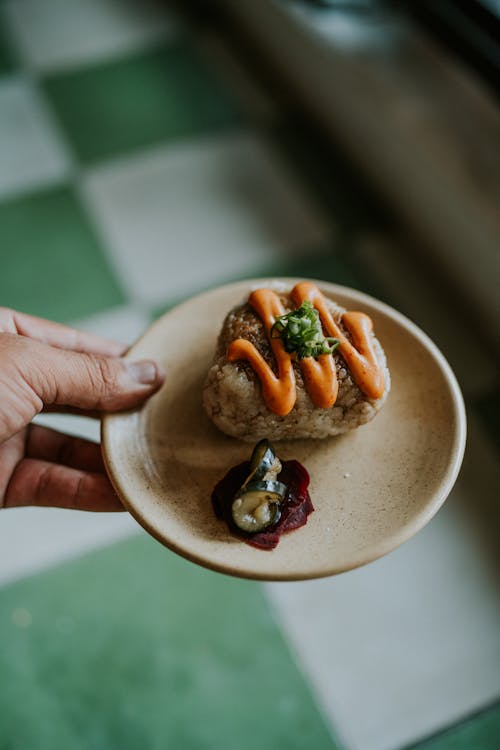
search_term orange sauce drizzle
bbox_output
[227,282,385,416]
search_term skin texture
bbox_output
[0,308,164,512]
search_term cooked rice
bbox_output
[203,290,390,441]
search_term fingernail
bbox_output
[126,360,164,386]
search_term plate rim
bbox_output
[101,277,467,581]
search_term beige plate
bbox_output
[102,279,466,581]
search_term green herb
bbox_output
[271,300,340,360]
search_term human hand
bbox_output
[0,308,164,512]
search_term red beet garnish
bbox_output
[211,459,313,550]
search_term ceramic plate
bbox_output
[102,279,466,581]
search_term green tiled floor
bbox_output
[1,2,500,750]
[0,186,125,321]
[43,43,243,164]
[0,535,337,750]
[412,704,500,750]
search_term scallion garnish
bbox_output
[271,300,340,360]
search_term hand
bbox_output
[0,308,164,512]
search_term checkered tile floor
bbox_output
[1,2,499,749]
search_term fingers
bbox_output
[43,351,165,411]
[3,426,124,511]
[14,337,165,413]
[4,458,123,512]
[26,425,105,473]
[0,307,126,357]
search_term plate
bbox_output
[101,279,466,581]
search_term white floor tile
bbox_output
[0,412,140,588]
[266,415,500,750]
[0,75,70,200]
[2,0,177,73]
[71,303,150,348]
[0,507,139,587]
[82,133,331,306]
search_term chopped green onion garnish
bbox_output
[271,300,340,360]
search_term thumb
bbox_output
[27,343,165,412]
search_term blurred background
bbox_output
[0,1,499,748]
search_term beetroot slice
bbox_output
[211,459,313,550]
